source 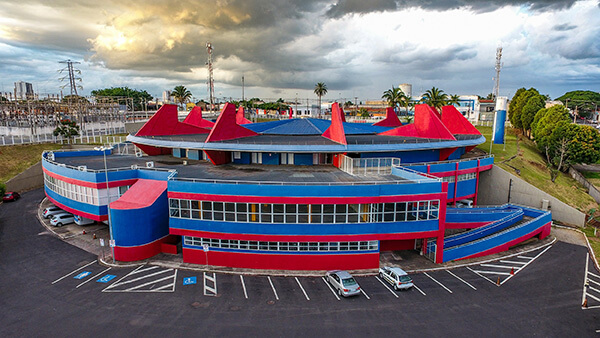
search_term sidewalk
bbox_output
[39,197,567,277]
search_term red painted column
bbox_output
[436,184,448,263]
[422,238,428,255]
[474,159,480,206]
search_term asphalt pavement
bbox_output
[1,189,599,337]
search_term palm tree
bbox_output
[314,82,328,117]
[448,94,460,106]
[421,87,448,113]
[400,94,413,116]
[382,86,405,111]
[172,85,192,110]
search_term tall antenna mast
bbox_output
[206,42,215,111]
[493,46,503,101]
[58,59,82,96]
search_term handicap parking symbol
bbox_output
[97,275,117,283]
[183,277,197,285]
[74,271,91,280]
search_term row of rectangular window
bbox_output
[44,173,130,206]
[440,172,477,183]
[170,199,440,223]
[184,236,378,252]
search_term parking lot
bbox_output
[2,189,599,336]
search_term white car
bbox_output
[379,267,414,290]
[43,206,63,219]
[50,213,74,227]
[325,270,361,297]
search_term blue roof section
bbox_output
[243,118,393,135]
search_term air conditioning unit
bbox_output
[146,161,154,168]
[47,152,55,161]
[131,164,138,169]
[183,160,188,165]
[77,165,87,171]
[135,152,143,158]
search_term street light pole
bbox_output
[96,146,115,263]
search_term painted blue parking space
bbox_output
[73,271,91,280]
[183,276,197,285]
[97,275,117,283]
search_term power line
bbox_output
[58,59,83,96]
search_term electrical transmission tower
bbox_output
[206,42,215,111]
[59,59,83,97]
[492,46,503,101]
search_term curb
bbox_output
[553,224,600,273]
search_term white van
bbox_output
[74,215,95,225]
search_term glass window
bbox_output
[181,200,190,209]
[285,204,296,213]
[169,199,179,208]
[202,201,212,211]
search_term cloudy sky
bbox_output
[0,0,599,102]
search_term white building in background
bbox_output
[399,83,412,97]
[454,95,481,122]
[14,81,33,100]
[162,90,172,104]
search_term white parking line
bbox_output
[517,255,535,259]
[131,266,159,275]
[75,267,111,288]
[52,261,96,284]
[587,292,600,303]
[499,260,527,265]
[104,265,145,291]
[295,277,310,301]
[473,270,512,276]
[109,269,172,287]
[240,275,248,299]
[267,276,279,301]
[446,270,476,290]
[501,245,552,286]
[125,274,174,291]
[360,288,370,300]
[589,279,600,287]
[321,277,340,301]
[375,276,399,298]
[467,267,498,286]
[590,272,600,280]
[412,283,426,296]
[480,264,516,269]
[423,272,452,293]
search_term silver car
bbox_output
[43,206,63,219]
[50,213,74,227]
[379,267,414,290]
[325,270,361,297]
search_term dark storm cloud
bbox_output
[325,0,579,17]
[553,23,577,31]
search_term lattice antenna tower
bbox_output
[492,46,503,101]
[206,42,215,111]
[59,59,83,96]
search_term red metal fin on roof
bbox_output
[135,104,209,136]
[207,103,259,142]
[441,105,481,135]
[236,106,252,125]
[183,106,215,128]
[380,104,455,140]
[322,102,347,145]
[374,107,402,127]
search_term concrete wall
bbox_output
[568,167,600,204]
[5,161,44,192]
[478,165,586,227]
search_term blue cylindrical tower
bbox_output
[492,97,507,144]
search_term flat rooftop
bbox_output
[56,154,407,184]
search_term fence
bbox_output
[568,166,600,204]
[1,127,127,147]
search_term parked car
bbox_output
[325,270,361,297]
[50,213,74,227]
[43,206,63,219]
[73,215,95,226]
[3,191,20,202]
[379,267,414,290]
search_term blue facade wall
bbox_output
[110,189,169,247]
[447,147,465,160]
[45,187,107,216]
[294,153,313,165]
[262,152,280,165]
[232,152,252,164]
[171,217,440,236]
[360,150,439,164]
[456,179,477,198]
[443,209,524,248]
[188,149,200,160]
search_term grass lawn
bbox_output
[582,226,600,263]
[476,126,598,214]
[0,143,62,183]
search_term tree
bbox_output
[509,87,526,126]
[91,87,153,111]
[359,108,370,118]
[314,82,328,116]
[534,105,571,154]
[569,125,600,164]
[400,94,413,115]
[382,86,404,109]
[521,94,545,137]
[53,119,80,141]
[172,85,192,110]
[420,87,448,113]
[448,94,461,106]
[509,88,539,131]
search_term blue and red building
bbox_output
[41,102,551,270]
